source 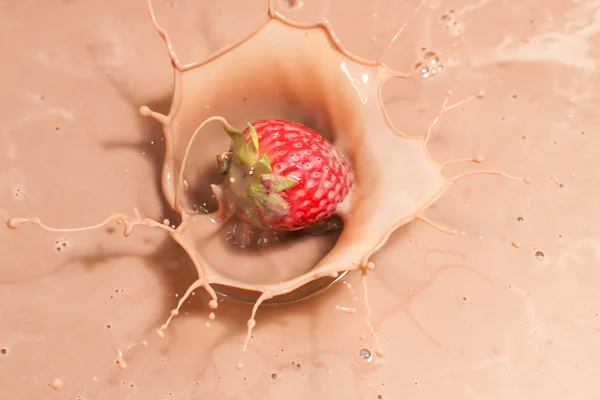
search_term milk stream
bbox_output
[6,0,528,370]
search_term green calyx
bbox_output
[217,122,298,225]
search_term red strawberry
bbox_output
[217,119,353,231]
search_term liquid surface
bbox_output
[1,0,599,399]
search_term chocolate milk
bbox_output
[2,0,598,399]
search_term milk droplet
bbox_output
[50,378,63,390]
[359,348,372,361]
[535,251,544,261]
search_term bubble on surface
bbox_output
[282,0,303,8]
[359,348,372,362]
[415,50,443,79]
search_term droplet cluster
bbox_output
[55,238,72,252]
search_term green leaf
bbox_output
[246,182,265,199]
[263,193,289,217]
[245,182,289,218]
[271,176,298,193]
[251,154,272,175]
[247,123,259,155]
[238,199,265,229]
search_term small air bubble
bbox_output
[283,0,302,7]
[1,348,7,355]
[535,251,544,261]
[359,348,372,361]
[517,217,524,223]
[271,373,278,379]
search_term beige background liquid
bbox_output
[1,0,599,399]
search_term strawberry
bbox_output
[217,119,353,231]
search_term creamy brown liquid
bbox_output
[2,0,598,399]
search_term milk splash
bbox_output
[7,0,527,366]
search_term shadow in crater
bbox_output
[183,162,223,215]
